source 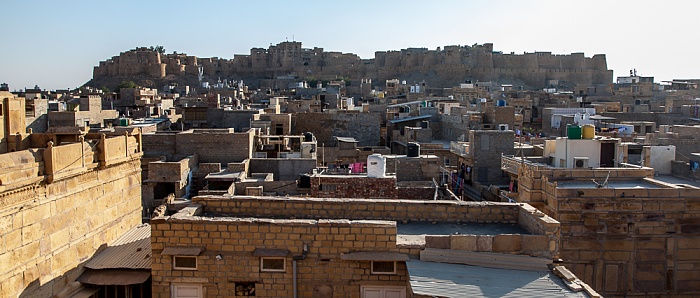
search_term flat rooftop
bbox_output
[397,222,528,246]
[655,175,700,188]
[555,180,661,189]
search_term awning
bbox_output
[161,246,204,256]
[253,248,290,257]
[77,269,150,285]
[340,251,409,261]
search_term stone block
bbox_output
[677,237,700,249]
[476,235,493,252]
[521,234,548,252]
[677,249,700,261]
[603,239,634,251]
[450,235,477,251]
[492,235,522,252]
[21,223,42,246]
[425,236,450,249]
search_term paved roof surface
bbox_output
[407,260,588,298]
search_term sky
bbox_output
[2,0,699,91]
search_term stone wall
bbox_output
[206,109,260,131]
[0,152,143,297]
[291,112,381,146]
[310,176,398,199]
[248,158,316,182]
[192,196,555,228]
[142,129,254,164]
[469,130,515,185]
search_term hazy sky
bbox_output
[2,0,698,91]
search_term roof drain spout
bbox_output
[292,243,309,298]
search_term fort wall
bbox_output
[92,43,613,89]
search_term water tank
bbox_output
[497,99,506,107]
[298,174,311,188]
[407,142,420,157]
[567,124,582,139]
[367,154,386,178]
[582,124,595,139]
[304,132,313,142]
[119,118,129,126]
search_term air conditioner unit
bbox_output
[573,157,589,168]
[498,124,509,131]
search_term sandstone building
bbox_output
[0,91,144,297]
[150,195,596,297]
[501,135,700,297]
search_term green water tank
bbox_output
[567,124,582,139]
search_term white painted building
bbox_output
[548,137,620,168]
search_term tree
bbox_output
[149,45,166,54]
[115,81,139,92]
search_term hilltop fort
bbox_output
[89,41,612,90]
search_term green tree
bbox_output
[149,45,166,54]
[115,81,139,92]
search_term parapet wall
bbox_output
[194,196,519,223]
[193,196,559,239]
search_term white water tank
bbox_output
[367,154,386,178]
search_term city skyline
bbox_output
[2,0,699,90]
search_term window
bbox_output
[371,261,396,274]
[260,257,286,272]
[174,256,197,270]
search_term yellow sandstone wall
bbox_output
[0,150,143,297]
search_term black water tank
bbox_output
[304,132,313,142]
[298,174,311,188]
[407,142,420,157]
